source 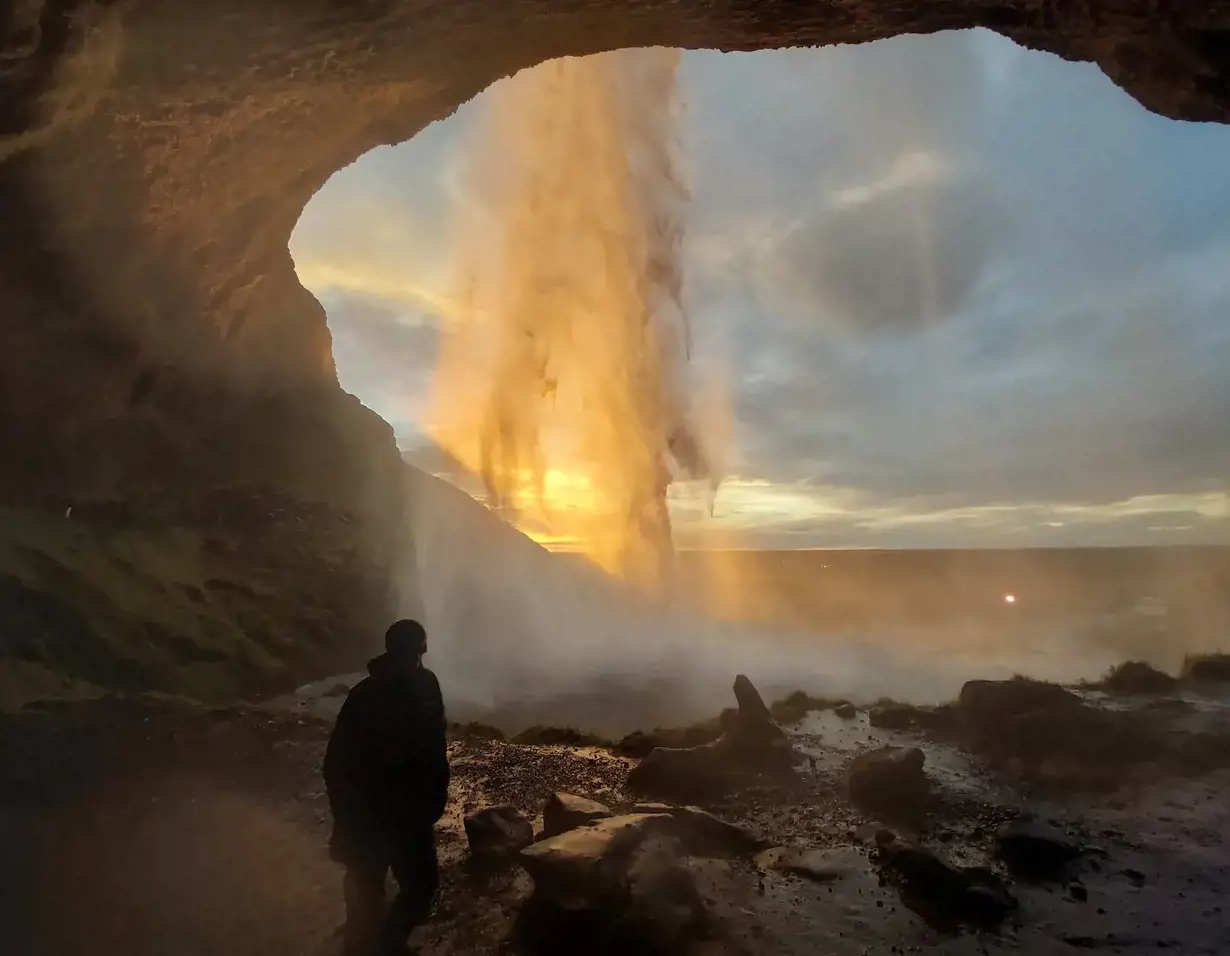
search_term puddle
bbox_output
[790,709,1003,801]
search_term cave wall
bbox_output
[0,0,1226,692]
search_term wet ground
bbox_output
[6,685,1230,956]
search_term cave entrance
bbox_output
[293,30,1230,565]
[291,28,1230,696]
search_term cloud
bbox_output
[323,292,440,427]
[295,29,1230,547]
[760,159,1019,334]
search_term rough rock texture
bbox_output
[845,745,929,813]
[464,805,536,857]
[1,3,1228,693]
[958,678,1084,723]
[628,676,796,797]
[996,818,1084,880]
[629,803,765,856]
[542,792,613,838]
[755,844,866,883]
[875,830,1017,929]
[519,817,710,955]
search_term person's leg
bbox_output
[377,825,439,952]
[342,855,388,956]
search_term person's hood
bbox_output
[367,652,419,682]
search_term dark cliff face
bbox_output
[0,1,1226,699]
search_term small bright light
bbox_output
[1004,593,1017,604]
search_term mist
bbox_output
[382,467,1229,735]
[293,36,1230,731]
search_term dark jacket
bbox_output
[323,654,449,848]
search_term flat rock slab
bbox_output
[996,818,1084,879]
[520,813,679,906]
[630,803,765,856]
[756,845,867,883]
[542,792,613,838]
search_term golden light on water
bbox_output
[424,50,716,589]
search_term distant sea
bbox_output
[404,474,1230,732]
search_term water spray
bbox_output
[427,50,715,589]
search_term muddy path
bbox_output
[5,691,1230,956]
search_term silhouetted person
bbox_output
[324,619,449,956]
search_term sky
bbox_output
[291,29,1230,550]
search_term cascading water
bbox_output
[425,49,715,591]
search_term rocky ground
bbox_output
[5,666,1230,956]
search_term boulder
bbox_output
[845,746,928,813]
[868,702,954,733]
[834,701,858,720]
[627,738,734,797]
[623,836,709,952]
[627,675,797,798]
[996,818,1083,880]
[519,825,707,956]
[733,674,773,723]
[464,805,535,858]
[630,803,765,856]
[876,831,1016,928]
[542,792,613,838]
[769,690,838,725]
[958,678,1083,724]
[1101,661,1178,694]
[520,813,679,906]
[1183,653,1230,683]
[868,703,921,730]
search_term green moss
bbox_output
[0,498,381,709]
[0,661,106,712]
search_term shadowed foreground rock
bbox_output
[518,806,762,955]
[875,830,1017,930]
[996,818,1084,880]
[518,813,706,955]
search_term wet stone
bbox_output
[876,832,1017,929]
[846,746,929,814]
[996,818,1083,880]
[868,703,922,731]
